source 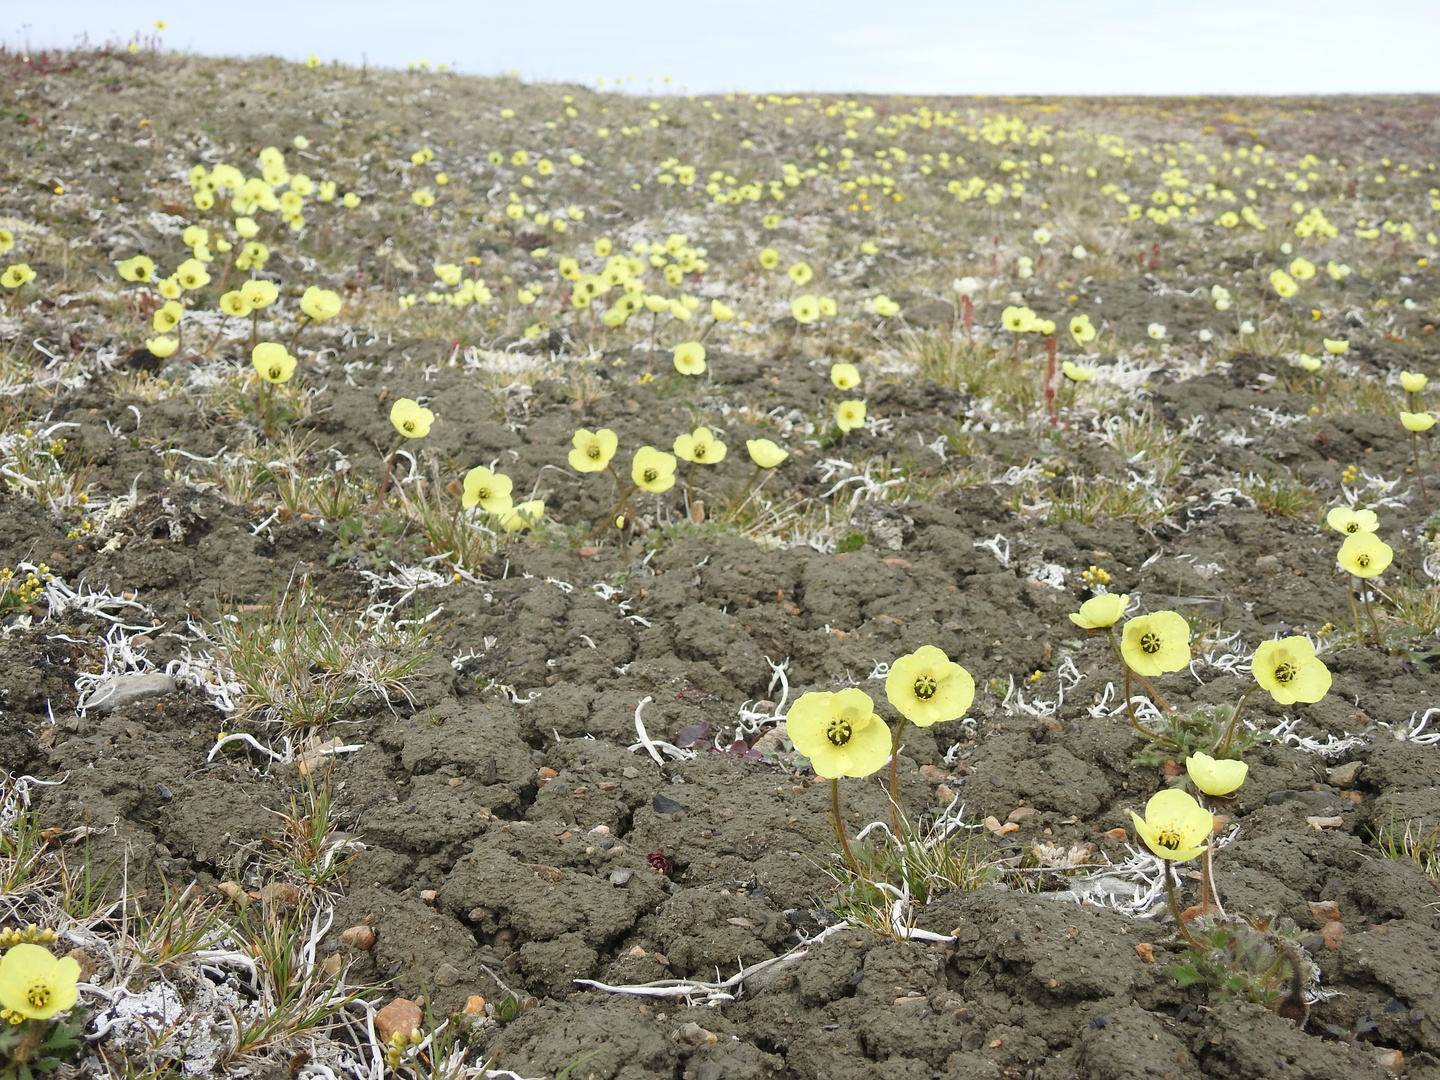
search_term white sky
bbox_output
[10,1,1440,96]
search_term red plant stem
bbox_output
[1043,335,1058,426]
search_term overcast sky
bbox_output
[10,1,1440,96]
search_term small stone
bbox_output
[918,764,950,783]
[341,925,376,950]
[1320,921,1346,949]
[1306,815,1344,830]
[447,776,464,787]
[1255,555,1281,575]
[1134,943,1155,964]
[216,881,249,906]
[935,784,956,804]
[1007,806,1038,823]
[652,793,685,815]
[673,1021,718,1045]
[462,995,486,1015]
[375,998,424,1043]
[623,767,641,779]
[1328,761,1363,787]
[419,889,438,904]
[257,882,300,906]
[434,962,460,987]
[1374,1048,1404,1074]
[1307,900,1342,926]
[81,672,176,714]
[321,954,343,977]
[538,767,558,779]
[609,868,634,887]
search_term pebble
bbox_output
[375,998,424,1043]
[341,925,376,950]
[1255,554,1281,575]
[1328,761,1363,786]
[652,793,685,815]
[609,868,634,887]
[81,672,176,713]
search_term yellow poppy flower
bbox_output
[787,261,814,285]
[1325,506,1377,534]
[830,363,861,390]
[390,398,434,439]
[1120,611,1191,677]
[252,342,296,384]
[871,294,900,317]
[1289,257,1316,281]
[1399,371,1429,394]
[631,447,677,493]
[673,427,727,465]
[1298,354,1322,372]
[791,295,820,324]
[673,341,707,376]
[145,336,178,359]
[1322,338,1349,355]
[117,255,155,282]
[1130,789,1212,862]
[1185,752,1248,797]
[496,499,545,532]
[0,943,81,1021]
[342,192,361,209]
[836,400,866,433]
[157,276,183,299]
[786,688,892,779]
[175,258,210,290]
[1001,305,1034,332]
[219,291,252,317]
[1252,636,1331,705]
[746,438,788,468]
[1069,314,1096,345]
[758,247,780,270]
[412,189,436,207]
[462,466,513,512]
[300,286,342,321]
[1062,361,1096,382]
[239,279,278,309]
[1269,269,1298,298]
[1337,531,1392,578]
[1401,412,1436,433]
[1069,593,1129,630]
[885,645,975,727]
[568,428,618,472]
[711,299,734,322]
[152,300,183,333]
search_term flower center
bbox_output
[1355,553,1371,567]
[1273,661,1297,684]
[25,979,54,1011]
[693,446,707,460]
[403,420,415,433]
[913,674,937,700]
[1140,631,1162,654]
[1154,825,1183,850]
[825,718,852,747]
[267,365,282,380]
[586,444,601,459]
[1345,522,1359,533]
[643,468,658,483]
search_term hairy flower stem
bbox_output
[1361,589,1384,644]
[1162,863,1204,949]
[830,778,862,879]
[887,717,908,835]
[286,313,312,355]
[1107,631,1158,738]
[1199,838,1225,916]
[249,307,260,352]
[1347,574,1362,635]
[684,461,698,523]
[370,436,406,519]
[1411,433,1431,514]
[1215,685,1257,758]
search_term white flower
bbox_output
[1197,328,1213,342]
[1147,323,1167,340]
[1071,245,1088,259]
[1239,320,1256,334]
[952,276,983,298]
